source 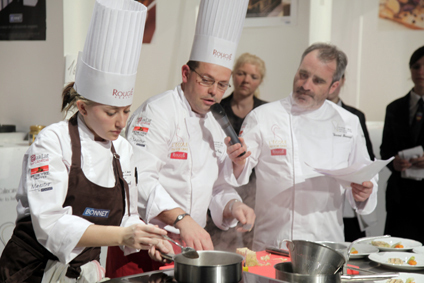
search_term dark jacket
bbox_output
[380,91,424,243]
[341,101,375,161]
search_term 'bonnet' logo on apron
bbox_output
[83,207,110,218]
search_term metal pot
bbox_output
[163,250,243,283]
[275,262,399,283]
[284,239,346,275]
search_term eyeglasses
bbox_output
[189,67,231,92]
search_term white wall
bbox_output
[331,0,424,122]
[0,0,63,133]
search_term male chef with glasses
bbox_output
[105,0,255,278]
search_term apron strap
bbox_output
[68,113,82,168]
[111,145,131,216]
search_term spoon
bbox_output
[163,235,199,259]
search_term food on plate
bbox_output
[408,256,417,266]
[372,240,391,248]
[386,278,415,283]
[236,247,260,267]
[391,242,404,249]
[350,247,359,254]
[388,257,404,264]
[379,0,424,30]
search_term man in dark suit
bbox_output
[380,46,424,244]
[327,74,375,242]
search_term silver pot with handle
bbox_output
[161,250,243,283]
[284,239,346,275]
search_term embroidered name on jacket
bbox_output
[82,207,110,218]
[332,121,353,138]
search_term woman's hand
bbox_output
[148,240,174,262]
[121,224,168,250]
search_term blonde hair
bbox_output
[232,53,266,96]
[61,82,94,117]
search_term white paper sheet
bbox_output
[307,157,394,184]
[399,146,424,181]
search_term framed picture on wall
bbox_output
[244,0,297,27]
[379,0,424,30]
[136,0,156,43]
[0,0,46,40]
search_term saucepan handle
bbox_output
[159,252,175,263]
[281,239,292,251]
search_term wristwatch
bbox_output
[173,213,190,227]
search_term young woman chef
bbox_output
[0,0,172,282]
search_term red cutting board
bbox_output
[245,250,290,278]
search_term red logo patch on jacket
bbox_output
[170,152,188,160]
[271,148,286,156]
[133,126,149,133]
[31,165,49,175]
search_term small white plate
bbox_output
[369,252,424,270]
[356,237,422,251]
[373,272,424,282]
[413,246,424,255]
[348,243,379,259]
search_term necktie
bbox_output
[411,98,424,144]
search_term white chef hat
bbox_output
[189,0,249,70]
[74,0,147,107]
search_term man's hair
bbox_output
[186,60,200,70]
[301,43,348,84]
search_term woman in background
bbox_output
[220,52,268,135]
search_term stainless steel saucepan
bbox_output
[161,250,243,283]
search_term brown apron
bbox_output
[0,113,130,283]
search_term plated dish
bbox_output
[348,243,379,259]
[413,246,424,255]
[369,252,424,271]
[374,272,424,283]
[356,237,422,251]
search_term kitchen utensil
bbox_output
[284,239,346,275]
[265,247,290,257]
[163,235,199,259]
[318,241,348,254]
[161,250,243,283]
[275,262,399,283]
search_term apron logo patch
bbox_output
[271,148,286,156]
[31,165,49,175]
[133,126,149,133]
[170,151,188,160]
[82,207,110,218]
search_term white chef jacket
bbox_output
[15,114,142,264]
[231,94,378,251]
[126,85,241,234]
